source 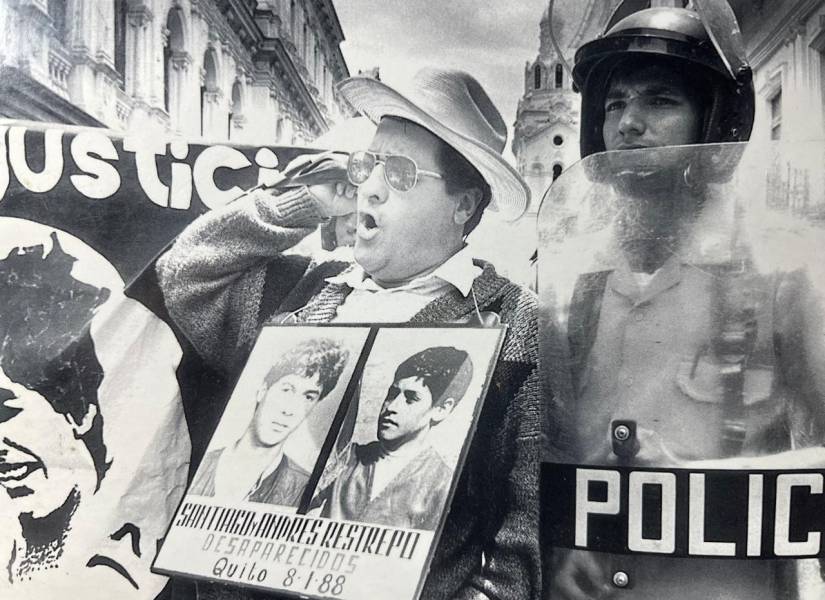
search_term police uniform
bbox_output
[553,195,825,599]
[539,3,825,598]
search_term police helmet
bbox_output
[573,3,754,158]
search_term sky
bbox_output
[332,0,552,150]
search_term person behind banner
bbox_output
[313,346,472,530]
[189,338,349,506]
[542,3,825,600]
[157,67,547,600]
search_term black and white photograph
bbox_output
[4,0,825,599]
[310,326,505,532]
[186,326,368,508]
[154,324,504,600]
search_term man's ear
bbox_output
[430,397,456,425]
[453,188,482,227]
[65,403,98,437]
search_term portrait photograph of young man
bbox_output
[187,328,368,508]
[310,327,502,532]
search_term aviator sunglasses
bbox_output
[346,150,443,193]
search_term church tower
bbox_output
[512,1,619,212]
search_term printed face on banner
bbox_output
[0,217,187,599]
[0,224,111,576]
[0,367,98,520]
[378,376,437,446]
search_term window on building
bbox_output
[820,51,825,131]
[201,50,218,137]
[291,0,298,38]
[553,134,563,147]
[555,64,563,89]
[163,46,171,112]
[770,90,782,141]
[114,0,127,88]
[228,81,242,140]
[200,83,206,135]
[553,163,563,181]
[48,0,67,43]
[533,65,542,90]
[164,8,185,115]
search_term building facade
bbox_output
[0,0,351,145]
[731,0,825,218]
[512,1,618,214]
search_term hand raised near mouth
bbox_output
[308,181,358,218]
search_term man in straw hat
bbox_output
[158,67,547,599]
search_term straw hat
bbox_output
[338,68,529,221]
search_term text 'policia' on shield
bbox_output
[543,463,825,559]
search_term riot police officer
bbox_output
[540,2,825,599]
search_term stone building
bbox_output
[0,0,351,145]
[730,0,825,218]
[512,1,618,213]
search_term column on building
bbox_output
[243,58,280,145]
[125,2,153,102]
[162,6,192,135]
[227,76,245,141]
[200,46,222,138]
[65,0,103,117]
[4,3,39,77]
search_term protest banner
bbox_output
[154,325,505,600]
[0,121,316,598]
[0,120,313,279]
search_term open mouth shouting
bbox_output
[357,211,380,241]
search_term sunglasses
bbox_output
[347,151,443,193]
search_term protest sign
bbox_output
[154,324,505,600]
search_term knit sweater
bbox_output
[156,188,544,600]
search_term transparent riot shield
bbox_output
[538,141,825,600]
